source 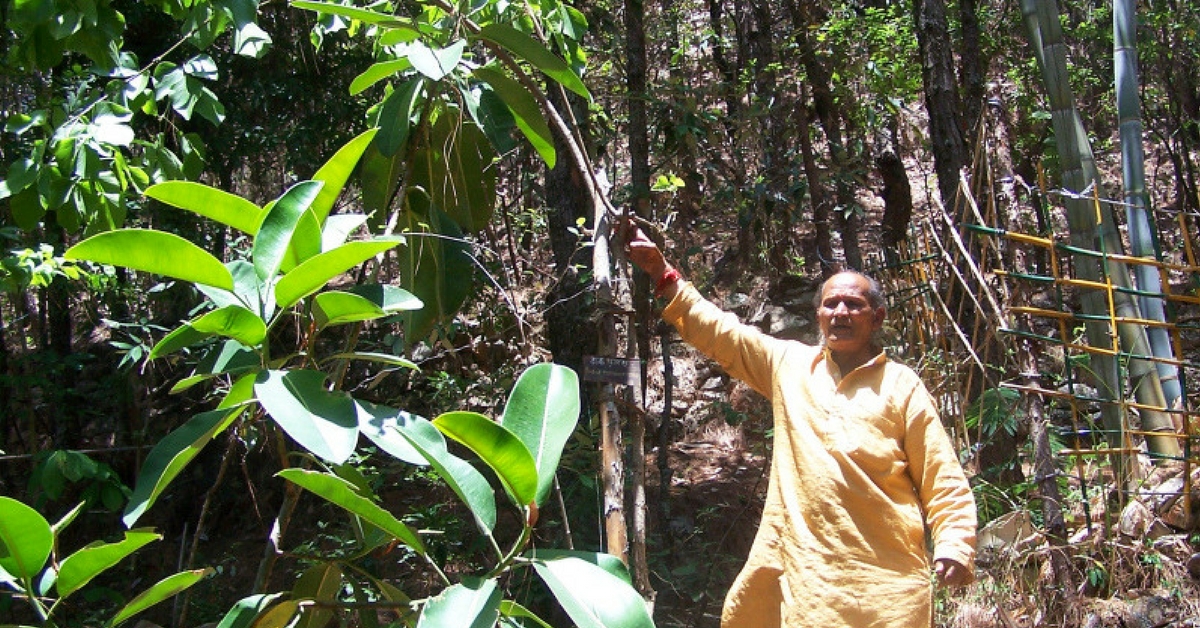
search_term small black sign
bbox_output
[582,356,643,386]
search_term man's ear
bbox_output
[872,307,886,328]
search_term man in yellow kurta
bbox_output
[627,227,977,628]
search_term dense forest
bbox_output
[1,0,1199,626]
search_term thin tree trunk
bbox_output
[796,83,836,277]
[915,0,968,216]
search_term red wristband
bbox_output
[655,267,682,297]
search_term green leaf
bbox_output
[57,529,161,597]
[292,563,342,628]
[310,129,379,225]
[191,305,268,347]
[0,496,52,580]
[214,593,287,628]
[145,181,262,235]
[531,555,654,628]
[331,351,419,370]
[396,205,473,344]
[397,417,496,534]
[473,67,555,169]
[476,24,590,99]
[528,550,633,582]
[360,140,405,228]
[350,59,413,95]
[356,401,426,465]
[65,229,234,290]
[499,600,554,628]
[314,291,386,328]
[415,578,500,628]
[291,1,415,27]
[322,214,369,250]
[9,187,45,230]
[377,77,425,157]
[500,364,580,507]
[110,568,214,627]
[149,322,215,361]
[433,411,538,507]
[408,40,465,82]
[278,469,425,554]
[274,239,404,311]
[346,284,423,313]
[254,370,358,464]
[279,205,324,275]
[253,181,324,282]
[123,408,243,528]
[410,110,497,233]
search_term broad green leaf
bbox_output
[377,77,425,156]
[279,206,324,274]
[499,600,554,628]
[65,229,234,291]
[473,67,555,169]
[249,599,300,627]
[218,373,258,409]
[149,322,212,360]
[532,556,654,628]
[500,364,580,507]
[191,305,268,347]
[51,502,86,537]
[278,469,425,554]
[433,411,538,507]
[396,205,473,344]
[528,549,633,582]
[464,84,518,156]
[410,110,497,233]
[145,181,262,234]
[254,370,358,464]
[356,401,426,465]
[397,417,496,534]
[195,340,261,378]
[274,239,404,310]
[291,1,414,27]
[314,291,386,328]
[123,408,243,528]
[57,529,161,597]
[110,568,213,627]
[322,214,369,251]
[292,563,342,628]
[0,496,52,580]
[253,181,324,281]
[476,24,590,99]
[331,351,418,370]
[310,129,379,225]
[9,187,45,230]
[350,59,413,95]
[347,284,423,312]
[360,140,405,228]
[415,578,500,628]
[408,40,465,82]
[214,593,286,628]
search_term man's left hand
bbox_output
[933,558,971,588]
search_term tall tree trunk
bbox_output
[959,0,985,135]
[914,0,968,215]
[796,83,836,277]
[705,0,739,123]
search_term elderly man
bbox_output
[626,226,976,628]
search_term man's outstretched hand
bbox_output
[934,558,972,588]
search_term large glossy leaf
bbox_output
[274,239,404,310]
[0,497,52,581]
[149,323,211,360]
[476,24,590,99]
[528,549,633,582]
[291,1,416,27]
[360,140,405,229]
[397,417,496,534]
[531,555,655,628]
[277,469,425,554]
[377,77,425,157]
[396,205,473,344]
[110,568,214,627]
[123,408,243,528]
[350,59,413,95]
[254,370,358,464]
[145,181,262,234]
[253,181,324,281]
[313,291,386,328]
[65,229,234,291]
[473,67,555,169]
[191,305,268,347]
[322,214,369,251]
[292,562,342,628]
[356,401,426,465]
[433,411,538,508]
[499,600,553,628]
[415,578,500,628]
[410,110,497,233]
[57,529,161,597]
[499,364,580,507]
[408,40,465,82]
[279,206,325,274]
[310,129,379,225]
[345,284,422,313]
[214,593,286,628]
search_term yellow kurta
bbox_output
[663,283,976,628]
